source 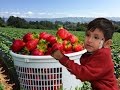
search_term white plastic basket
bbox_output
[10,49,87,90]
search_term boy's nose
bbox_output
[87,37,93,43]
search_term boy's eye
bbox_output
[94,36,99,39]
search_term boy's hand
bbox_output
[51,50,64,60]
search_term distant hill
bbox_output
[24,17,94,23]
[25,17,120,23]
[5,17,120,23]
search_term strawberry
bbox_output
[37,43,48,53]
[39,32,46,39]
[56,27,69,39]
[66,35,79,44]
[23,33,33,42]
[47,35,57,45]
[11,39,25,52]
[73,43,83,52]
[56,36,63,44]
[25,39,39,51]
[31,40,48,56]
[65,50,73,54]
[39,32,51,40]
[23,32,39,42]
[31,48,44,56]
[62,40,72,51]
[45,47,52,55]
[51,43,63,52]
[38,39,48,46]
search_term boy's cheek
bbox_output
[85,45,99,52]
[84,45,93,52]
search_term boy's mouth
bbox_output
[85,44,93,48]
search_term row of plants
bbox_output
[112,33,120,78]
[0,27,120,90]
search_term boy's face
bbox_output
[84,28,105,52]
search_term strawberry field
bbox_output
[0,27,120,90]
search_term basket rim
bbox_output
[10,49,87,59]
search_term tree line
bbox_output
[0,16,120,32]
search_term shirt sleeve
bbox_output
[59,50,112,82]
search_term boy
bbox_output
[51,18,118,90]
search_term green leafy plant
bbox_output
[111,43,120,78]
[81,82,92,90]
[0,83,4,90]
[0,67,13,90]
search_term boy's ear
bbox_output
[103,39,112,48]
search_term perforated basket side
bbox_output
[15,66,63,90]
[10,49,87,90]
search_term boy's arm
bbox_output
[59,55,109,81]
[51,49,110,82]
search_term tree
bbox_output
[76,22,87,31]
[39,21,55,29]
[54,21,63,29]
[0,17,5,27]
[63,21,76,31]
[116,26,120,33]
[7,16,16,27]
[7,16,28,28]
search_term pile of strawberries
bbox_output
[11,27,84,56]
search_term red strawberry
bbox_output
[31,48,44,56]
[67,35,79,44]
[38,39,48,45]
[23,32,39,42]
[65,50,73,54]
[47,35,57,45]
[25,39,39,51]
[11,39,25,52]
[56,36,63,44]
[45,47,52,55]
[39,32,51,40]
[73,43,83,52]
[51,43,63,52]
[62,40,72,51]
[56,27,69,39]
[23,33,33,42]
[39,32,46,38]
[37,43,48,52]
[31,40,48,56]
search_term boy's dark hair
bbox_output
[87,17,115,41]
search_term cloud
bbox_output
[0,11,9,17]
[23,11,34,18]
[27,11,33,15]
[0,10,72,18]
[0,11,22,17]
[0,11,34,18]
[0,10,120,18]
[90,12,108,17]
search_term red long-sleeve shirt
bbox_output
[59,48,118,90]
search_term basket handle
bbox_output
[24,59,30,63]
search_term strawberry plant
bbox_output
[111,33,120,79]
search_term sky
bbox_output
[0,0,120,18]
